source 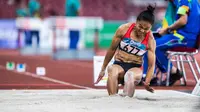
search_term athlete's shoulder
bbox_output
[118,22,134,30]
[117,23,134,36]
[148,31,156,50]
[148,31,154,40]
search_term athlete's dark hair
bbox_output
[136,5,156,25]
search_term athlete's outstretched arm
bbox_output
[101,27,124,70]
[94,24,126,84]
[144,32,156,92]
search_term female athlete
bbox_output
[95,5,156,97]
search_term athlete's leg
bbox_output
[107,64,124,95]
[123,67,142,97]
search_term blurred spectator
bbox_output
[15,0,29,48]
[65,0,81,17]
[28,0,41,17]
[65,0,81,49]
[26,0,41,47]
[16,0,29,17]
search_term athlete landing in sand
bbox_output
[95,5,156,97]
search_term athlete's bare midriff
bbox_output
[115,49,143,64]
[114,23,147,65]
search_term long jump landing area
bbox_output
[0,90,199,112]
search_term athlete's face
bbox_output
[135,20,152,37]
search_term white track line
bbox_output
[0,65,94,90]
[172,90,200,97]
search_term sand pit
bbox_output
[0,89,199,112]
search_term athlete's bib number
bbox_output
[120,41,146,56]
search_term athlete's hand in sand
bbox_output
[143,81,154,93]
[94,69,106,84]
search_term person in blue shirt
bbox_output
[28,0,41,17]
[25,0,41,47]
[16,0,29,17]
[65,0,81,17]
[16,0,30,48]
[143,0,200,86]
[65,0,81,49]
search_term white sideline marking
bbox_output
[172,90,200,97]
[0,65,94,90]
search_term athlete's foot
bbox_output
[109,94,120,97]
[119,93,133,98]
[119,93,127,97]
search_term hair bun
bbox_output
[147,5,156,14]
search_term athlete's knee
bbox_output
[124,71,142,84]
[133,74,142,85]
[134,75,142,81]
[124,71,134,83]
